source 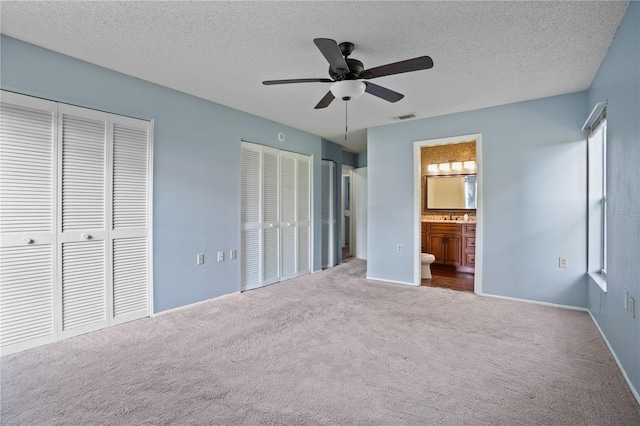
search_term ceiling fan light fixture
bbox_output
[330,80,366,101]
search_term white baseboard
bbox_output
[366,276,418,286]
[587,310,640,406]
[478,292,588,312]
[154,291,240,316]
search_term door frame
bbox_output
[413,134,483,293]
[341,165,354,257]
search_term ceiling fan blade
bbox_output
[314,38,350,76]
[263,78,333,85]
[314,91,335,109]
[364,82,404,103]
[360,56,433,79]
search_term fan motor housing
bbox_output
[330,58,364,81]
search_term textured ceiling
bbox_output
[0,1,628,153]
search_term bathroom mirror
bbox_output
[425,175,477,210]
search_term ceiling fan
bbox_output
[263,38,434,109]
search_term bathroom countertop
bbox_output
[422,219,476,224]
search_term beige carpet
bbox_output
[2,259,639,425]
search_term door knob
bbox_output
[81,233,91,240]
[22,237,33,244]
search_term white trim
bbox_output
[582,101,607,131]
[366,276,418,286]
[478,293,588,312]
[148,120,155,316]
[587,272,607,293]
[155,291,241,316]
[587,310,640,406]
[413,133,483,294]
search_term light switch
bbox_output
[217,251,224,262]
[230,249,237,260]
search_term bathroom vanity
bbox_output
[422,221,476,273]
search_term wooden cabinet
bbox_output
[421,222,428,253]
[425,223,462,268]
[423,222,476,272]
[461,224,476,273]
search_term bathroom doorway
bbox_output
[413,134,483,294]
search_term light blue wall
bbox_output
[0,35,324,313]
[587,1,639,398]
[321,139,343,264]
[357,152,367,168]
[368,91,588,307]
[342,151,358,168]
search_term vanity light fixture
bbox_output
[427,160,476,174]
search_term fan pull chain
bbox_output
[345,101,348,140]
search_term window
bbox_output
[586,104,607,291]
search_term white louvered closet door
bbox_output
[58,104,110,338]
[110,115,150,325]
[240,143,262,291]
[262,147,280,286]
[0,92,58,354]
[280,152,297,280]
[296,155,312,275]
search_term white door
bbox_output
[296,156,311,275]
[57,104,110,338]
[110,115,151,325]
[0,93,58,354]
[321,160,335,268]
[280,152,297,280]
[0,91,152,354]
[240,142,311,290]
[240,143,262,291]
[262,147,280,286]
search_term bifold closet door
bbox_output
[0,91,151,354]
[0,93,58,354]
[110,115,151,325]
[280,152,297,280]
[280,152,312,280]
[240,142,312,291]
[57,104,110,338]
[240,143,262,291]
[296,156,311,275]
[262,147,281,286]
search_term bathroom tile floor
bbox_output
[421,267,474,292]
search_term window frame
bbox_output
[586,106,607,292]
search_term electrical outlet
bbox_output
[630,297,636,319]
[217,251,224,262]
[230,249,236,260]
[624,290,629,310]
[196,254,204,265]
[559,257,568,268]
[397,244,403,253]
